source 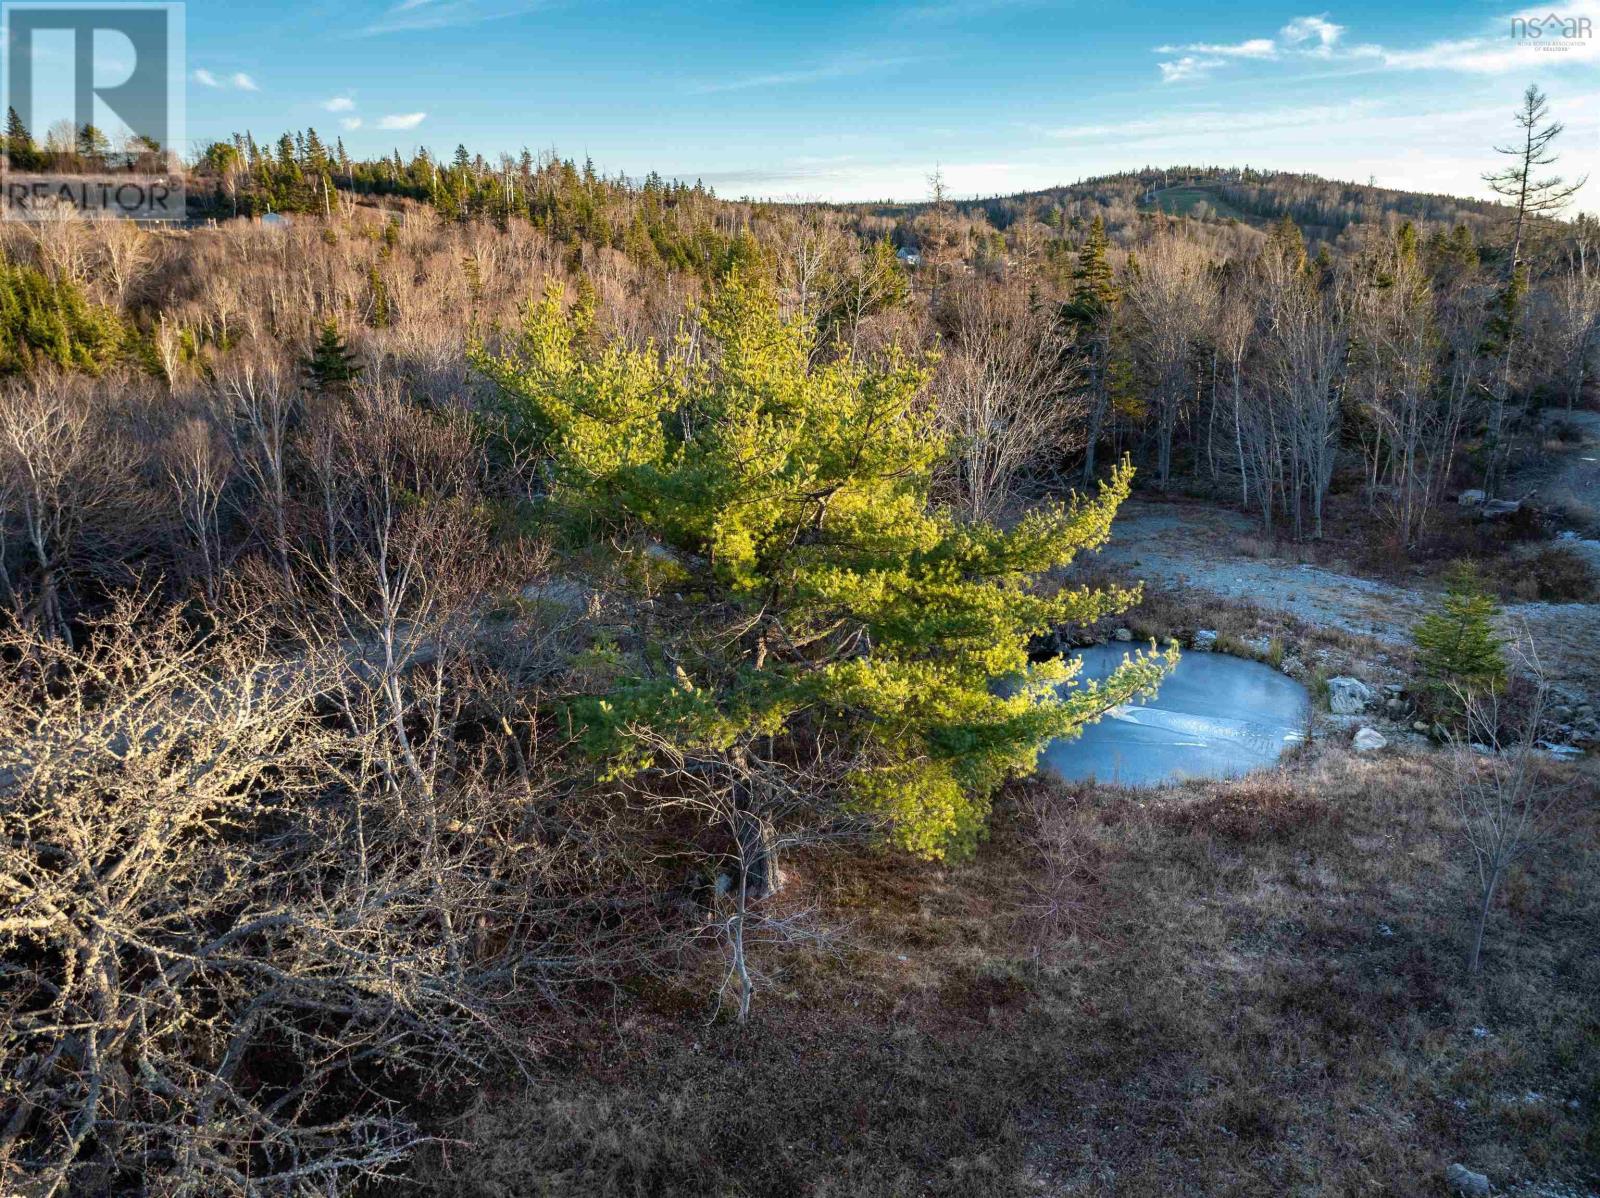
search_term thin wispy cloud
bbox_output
[323,94,356,112]
[1156,12,1345,81]
[1154,38,1276,59]
[376,111,427,129]
[360,0,542,36]
[193,68,260,91]
[689,54,922,95]
[340,117,363,130]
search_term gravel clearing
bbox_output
[1083,499,1600,694]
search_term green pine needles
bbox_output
[475,273,1169,858]
[0,259,123,376]
[303,318,363,396]
[1413,564,1508,697]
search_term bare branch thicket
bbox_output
[0,383,147,642]
[934,282,1080,521]
[1012,788,1095,974]
[0,577,641,1196]
[0,600,445,1194]
[0,378,668,1194]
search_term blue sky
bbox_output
[178,0,1600,206]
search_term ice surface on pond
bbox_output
[1039,644,1309,786]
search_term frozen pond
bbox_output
[1040,645,1309,786]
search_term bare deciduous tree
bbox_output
[221,359,299,585]
[1123,235,1215,488]
[0,384,141,641]
[1447,648,1568,975]
[936,284,1079,520]
[163,412,233,600]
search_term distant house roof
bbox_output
[260,212,291,228]
[896,247,921,265]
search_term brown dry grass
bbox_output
[416,748,1599,1197]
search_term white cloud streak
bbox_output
[360,0,542,36]
[193,68,259,91]
[1158,55,1224,83]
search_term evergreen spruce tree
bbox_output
[474,273,1169,859]
[303,318,362,396]
[1413,565,1507,697]
[1065,215,1117,319]
[76,123,110,163]
[1065,216,1122,482]
[4,107,36,168]
[367,266,391,329]
[1267,214,1308,273]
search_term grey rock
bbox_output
[1112,627,1133,642]
[520,577,592,612]
[1192,629,1218,650]
[1480,499,1521,519]
[1353,727,1388,752]
[1385,697,1408,716]
[1328,676,1375,715]
[1458,489,1486,507]
[1445,1163,1490,1197]
[1413,720,1430,733]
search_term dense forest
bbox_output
[0,84,1596,1197]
